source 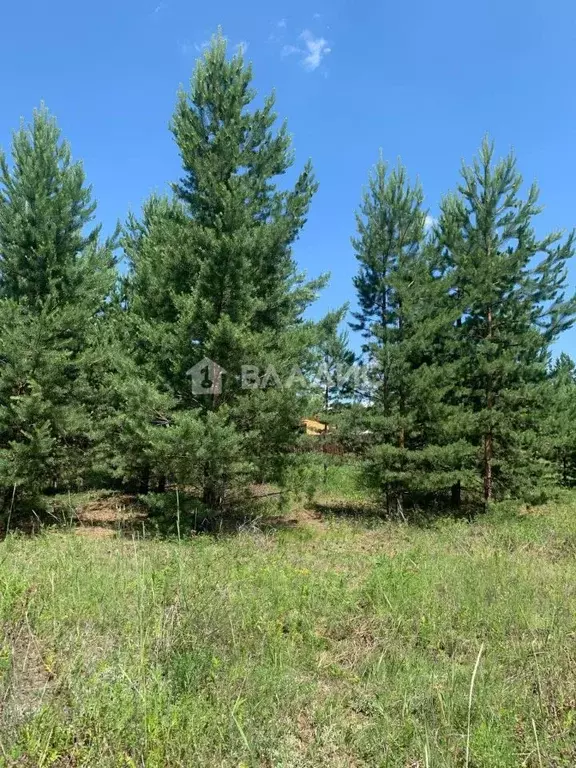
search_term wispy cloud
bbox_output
[300,29,331,71]
[195,39,211,52]
[280,28,331,71]
[281,44,300,57]
[269,18,287,43]
[425,214,437,232]
[178,38,211,57]
[235,40,249,55]
[149,1,167,19]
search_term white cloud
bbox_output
[235,41,249,55]
[152,2,166,13]
[280,29,331,71]
[425,214,437,232]
[178,38,211,57]
[300,29,331,71]
[281,44,300,57]
[269,19,287,43]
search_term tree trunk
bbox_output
[451,314,463,508]
[396,491,406,522]
[484,433,493,503]
[139,465,150,495]
[202,478,222,509]
[451,480,461,508]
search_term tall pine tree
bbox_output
[438,138,576,502]
[352,158,472,514]
[124,32,326,505]
[0,106,116,504]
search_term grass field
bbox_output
[1,476,575,766]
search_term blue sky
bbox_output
[1,0,576,356]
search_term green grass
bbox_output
[1,490,576,766]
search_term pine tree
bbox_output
[305,306,356,483]
[545,353,576,486]
[314,305,356,412]
[351,157,475,514]
[122,194,198,392]
[351,157,423,514]
[0,106,116,504]
[124,32,326,506]
[438,138,576,503]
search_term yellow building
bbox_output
[302,418,329,436]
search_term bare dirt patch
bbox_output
[264,506,327,532]
[73,494,146,538]
[75,494,145,525]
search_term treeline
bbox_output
[1,32,575,517]
[349,152,576,512]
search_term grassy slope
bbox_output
[1,489,575,766]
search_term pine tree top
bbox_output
[0,105,106,311]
